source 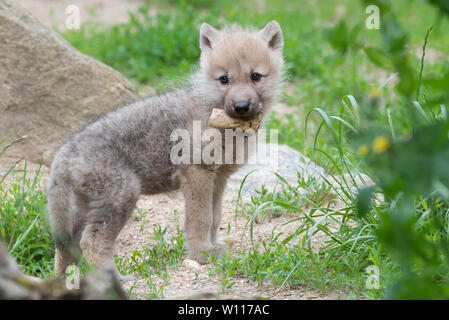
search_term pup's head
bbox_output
[199,20,284,119]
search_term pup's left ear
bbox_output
[259,20,283,52]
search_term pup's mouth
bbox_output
[208,107,263,132]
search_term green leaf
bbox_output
[364,47,392,70]
[325,21,349,54]
[356,185,377,218]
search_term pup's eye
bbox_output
[219,75,229,85]
[251,73,262,82]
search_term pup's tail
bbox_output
[46,176,81,275]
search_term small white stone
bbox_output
[183,259,202,272]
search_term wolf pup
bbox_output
[47,20,284,277]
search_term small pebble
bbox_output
[183,259,202,272]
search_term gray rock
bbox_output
[227,143,326,198]
[0,0,138,164]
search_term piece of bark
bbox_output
[208,108,263,132]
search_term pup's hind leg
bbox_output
[76,168,140,279]
[80,202,137,278]
[54,244,81,276]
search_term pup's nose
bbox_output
[234,101,250,114]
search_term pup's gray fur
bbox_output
[47,21,284,277]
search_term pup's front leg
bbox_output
[178,165,220,264]
[211,169,231,249]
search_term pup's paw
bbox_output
[118,273,137,282]
[187,243,227,264]
[212,241,228,256]
[112,268,137,282]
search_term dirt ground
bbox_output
[117,189,346,300]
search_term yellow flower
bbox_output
[369,88,381,99]
[357,144,370,155]
[373,136,390,153]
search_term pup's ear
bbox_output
[200,23,221,52]
[259,20,283,52]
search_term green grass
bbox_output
[0,139,54,278]
[115,217,186,299]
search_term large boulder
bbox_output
[228,143,326,198]
[0,0,139,164]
